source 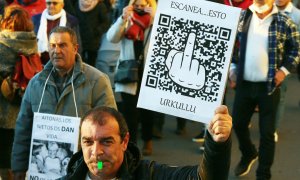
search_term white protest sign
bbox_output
[28,113,80,180]
[137,0,241,123]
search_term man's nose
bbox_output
[91,142,104,156]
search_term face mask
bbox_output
[134,8,147,16]
[253,3,270,13]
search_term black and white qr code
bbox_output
[145,14,231,102]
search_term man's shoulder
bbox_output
[274,12,298,28]
[82,63,108,79]
[25,71,45,89]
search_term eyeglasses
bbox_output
[46,1,59,5]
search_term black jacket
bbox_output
[60,132,231,180]
[73,2,110,51]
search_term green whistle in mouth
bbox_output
[98,161,103,170]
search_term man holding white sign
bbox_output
[11,26,117,180]
[61,105,232,180]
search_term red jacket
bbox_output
[11,0,46,17]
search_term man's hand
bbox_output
[13,172,26,180]
[207,105,232,143]
[165,31,206,90]
[274,69,286,87]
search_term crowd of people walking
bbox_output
[0,0,299,179]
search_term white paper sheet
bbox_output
[137,0,241,123]
[27,113,80,180]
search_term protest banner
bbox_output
[27,113,80,180]
[137,0,241,123]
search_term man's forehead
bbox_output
[81,118,120,134]
[81,119,121,141]
[49,33,71,43]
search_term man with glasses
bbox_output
[32,0,82,64]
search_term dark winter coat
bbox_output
[73,2,110,51]
[61,133,231,180]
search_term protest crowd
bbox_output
[0,0,299,179]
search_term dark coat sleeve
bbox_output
[136,132,231,180]
[199,132,232,180]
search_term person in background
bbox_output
[62,0,76,15]
[32,0,81,64]
[11,26,117,180]
[72,0,110,66]
[113,0,130,20]
[0,5,39,180]
[107,0,156,156]
[60,105,232,180]
[229,0,300,178]
[274,0,300,141]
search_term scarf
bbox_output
[125,12,151,41]
[37,9,67,53]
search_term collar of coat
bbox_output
[39,53,85,84]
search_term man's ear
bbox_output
[121,132,130,151]
[73,44,79,54]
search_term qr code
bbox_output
[145,14,231,102]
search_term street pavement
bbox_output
[138,74,300,180]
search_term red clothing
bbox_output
[224,0,253,10]
[11,0,46,17]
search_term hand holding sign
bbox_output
[166,32,206,90]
